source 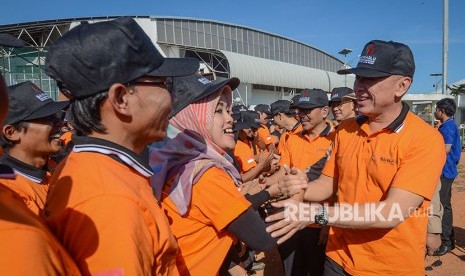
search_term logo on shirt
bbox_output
[379,156,398,165]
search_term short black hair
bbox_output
[436,98,456,117]
[0,121,29,149]
[67,91,108,136]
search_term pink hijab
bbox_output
[149,86,241,215]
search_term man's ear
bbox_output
[3,125,21,143]
[107,83,131,116]
[395,76,412,98]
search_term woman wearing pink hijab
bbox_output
[150,74,293,275]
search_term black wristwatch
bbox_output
[315,206,329,227]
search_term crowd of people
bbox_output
[0,17,460,276]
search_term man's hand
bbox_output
[277,166,308,197]
[264,198,316,244]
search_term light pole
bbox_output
[339,48,352,87]
[430,73,442,93]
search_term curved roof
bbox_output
[221,50,354,91]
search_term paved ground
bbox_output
[255,155,465,276]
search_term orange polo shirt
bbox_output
[277,123,302,165]
[257,125,273,147]
[278,124,332,170]
[0,166,80,275]
[162,167,251,276]
[45,136,179,275]
[322,104,446,275]
[234,139,257,173]
[0,154,50,215]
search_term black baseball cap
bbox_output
[5,81,69,125]
[170,74,240,117]
[45,17,199,100]
[254,104,271,115]
[232,104,248,121]
[234,110,261,131]
[294,89,328,110]
[270,100,292,117]
[290,94,301,109]
[0,34,25,48]
[337,40,415,78]
[329,87,356,103]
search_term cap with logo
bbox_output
[294,89,329,110]
[5,81,69,125]
[337,40,415,78]
[329,87,356,103]
[170,74,240,117]
[45,17,199,100]
[270,100,292,117]
[232,104,248,121]
[254,104,271,116]
[234,110,261,131]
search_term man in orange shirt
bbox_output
[0,81,68,215]
[268,40,446,275]
[270,100,301,161]
[329,87,357,127]
[0,34,80,275]
[271,91,333,276]
[43,18,199,275]
[254,104,275,151]
[234,110,274,182]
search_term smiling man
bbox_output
[43,17,199,275]
[0,81,68,215]
[268,40,446,275]
[329,87,357,126]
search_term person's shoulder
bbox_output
[405,112,444,143]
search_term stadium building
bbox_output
[0,16,354,105]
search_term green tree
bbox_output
[449,84,465,95]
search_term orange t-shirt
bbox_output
[278,124,332,170]
[257,125,273,147]
[1,173,49,216]
[322,108,446,275]
[234,139,257,173]
[0,154,50,215]
[277,124,303,165]
[0,183,80,275]
[162,167,251,276]
[45,144,179,275]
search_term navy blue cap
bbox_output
[338,40,415,78]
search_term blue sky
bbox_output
[1,0,463,93]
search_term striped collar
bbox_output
[0,154,46,183]
[355,101,410,133]
[0,163,15,180]
[72,136,153,177]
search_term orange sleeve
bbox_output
[391,130,446,200]
[0,228,80,276]
[322,131,339,179]
[277,133,291,166]
[257,127,273,146]
[49,195,164,275]
[193,167,251,231]
[234,140,257,173]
